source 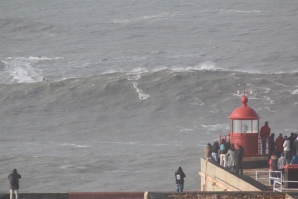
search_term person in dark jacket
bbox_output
[211,141,219,163]
[219,139,227,167]
[175,167,186,192]
[294,137,298,157]
[237,145,245,175]
[8,169,21,199]
[275,133,284,157]
[260,121,271,154]
[289,132,296,158]
[268,133,276,157]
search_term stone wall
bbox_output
[0,193,68,199]
[146,192,296,199]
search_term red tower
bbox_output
[228,93,260,156]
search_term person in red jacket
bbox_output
[260,121,271,154]
[275,133,285,157]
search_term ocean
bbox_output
[0,0,298,192]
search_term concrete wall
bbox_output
[199,158,270,192]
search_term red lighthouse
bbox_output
[228,92,260,156]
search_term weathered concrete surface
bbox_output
[147,192,296,199]
[200,158,270,192]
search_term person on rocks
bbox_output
[268,153,278,185]
[8,169,21,199]
[226,144,239,173]
[275,133,285,157]
[237,145,245,175]
[260,121,271,154]
[211,141,219,163]
[204,143,212,160]
[283,136,291,164]
[268,133,276,157]
[175,167,186,193]
[277,153,287,179]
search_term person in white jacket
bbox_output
[283,136,291,164]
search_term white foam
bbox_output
[96,141,182,147]
[60,165,74,169]
[292,89,298,94]
[219,9,261,14]
[60,165,86,170]
[187,97,204,106]
[180,128,194,132]
[61,143,91,148]
[112,12,179,24]
[256,106,276,113]
[133,82,150,100]
[104,170,142,173]
[201,124,230,131]
[28,56,62,60]
[2,58,41,83]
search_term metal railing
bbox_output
[273,180,298,192]
[256,170,298,192]
[255,170,282,185]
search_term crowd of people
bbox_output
[266,131,298,184]
[259,121,298,163]
[204,139,244,175]
[203,121,298,184]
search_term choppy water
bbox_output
[0,0,298,192]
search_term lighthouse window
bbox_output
[232,120,241,133]
[242,120,252,133]
[232,120,258,133]
[252,120,258,133]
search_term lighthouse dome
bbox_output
[229,95,259,119]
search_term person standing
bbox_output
[203,143,212,160]
[211,141,219,163]
[275,133,285,157]
[175,167,186,193]
[260,121,271,154]
[277,153,287,179]
[226,144,239,173]
[289,132,296,158]
[294,137,298,157]
[237,145,245,175]
[219,139,227,167]
[268,153,278,185]
[283,136,291,164]
[268,133,276,157]
[8,169,21,199]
